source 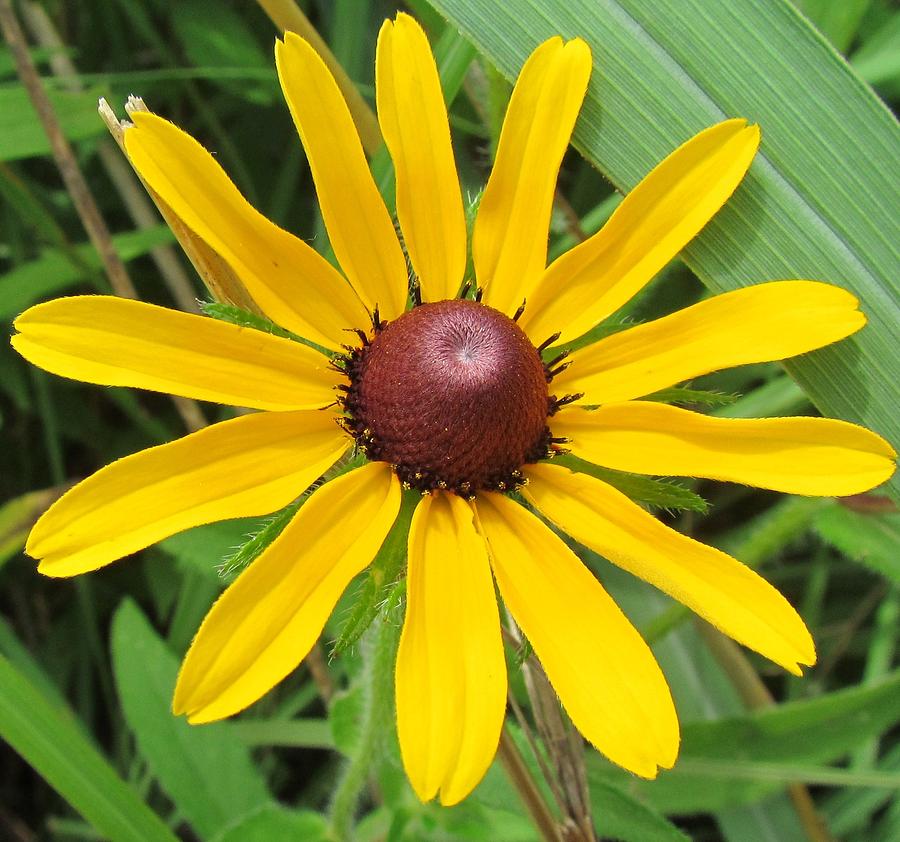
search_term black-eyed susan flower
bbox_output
[11,13,895,805]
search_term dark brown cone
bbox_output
[346,300,550,494]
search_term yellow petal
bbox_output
[555,281,866,404]
[397,493,506,805]
[276,33,407,320]
[474,492,678,778]
[474,37,592,317]
[376,15,466,303]
[124,112,368,351]
[29,411,348,577]
[521,120,760,345]
[523,463,816,674]
[555,403,896,496]
[12,296,340,411]
[175,462,401,723]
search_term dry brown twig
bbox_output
[0,0,136,299]
[505,618,597,842]
[20,1,200,315]
[0,0,205,433]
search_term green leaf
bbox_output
[0,654,177,842]
[332,490,417,656]
[229,718,334,750]
[428,0,900,502]
[588,668,900,813]
[822,743,900,836]
[158,516,265,582]
[556,454,709,514]
[0,486,61,571]
[812,501,900,583]
[590,780,690,842]
[171,0,275,104]
[645,387,739,408]
[0,225,174,320]
[200,300,300,343]
[110,600,271,840]
[0,83,107,161]
[0,617,73,720]
[217,500,303,580]
[800,0,871,52]
[851,11,900,85]
[329,684,366,757]
[210,806,329,842]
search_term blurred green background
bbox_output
[1,1,898,840]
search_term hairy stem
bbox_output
[329,586,401,841]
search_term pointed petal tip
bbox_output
[185,709,221,726]
[616,747,675,780]
[610,721,680,778]
[543,34,564,49]
[780,627,816,676]
[744,120,761,148]
[565,36,593,61]
[407,774,438,805]
[35,558,63,578]
[393,10,418,30]
[439,785,470,808]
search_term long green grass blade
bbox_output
[428,0,900,500]
[0,655,177,842]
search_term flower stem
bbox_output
[497,727,562,842]
[329,586,402,841]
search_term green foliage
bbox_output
[111,601,271,839]
[589,669,900,813]
[217,500,303,579]
[556,454,710,514]
[332,491,418,656]
[0,83,107,161]
[1,1,898,841]
[645,387,739,408]
[813,501,900,583]
[589,781,690,842]
[200,300,299,342]
[0,655,177,842]
[210,806,329,842]
[0,226,174,319]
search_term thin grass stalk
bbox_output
[0,0,136,299]
[20,0,200,315]
[497,727,562,842]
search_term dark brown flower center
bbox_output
[341,300,553,496]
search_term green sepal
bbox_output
[644,386,739,408]
[199,301,331,356]
[218,455,367,581]
[217,499,303,582]
[331,490,419,657]
[554,453,709,515]
[513,637,534,669]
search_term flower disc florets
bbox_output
[341,299,553,496]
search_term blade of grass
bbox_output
[428,0,900,501]
[0,655,178,842]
